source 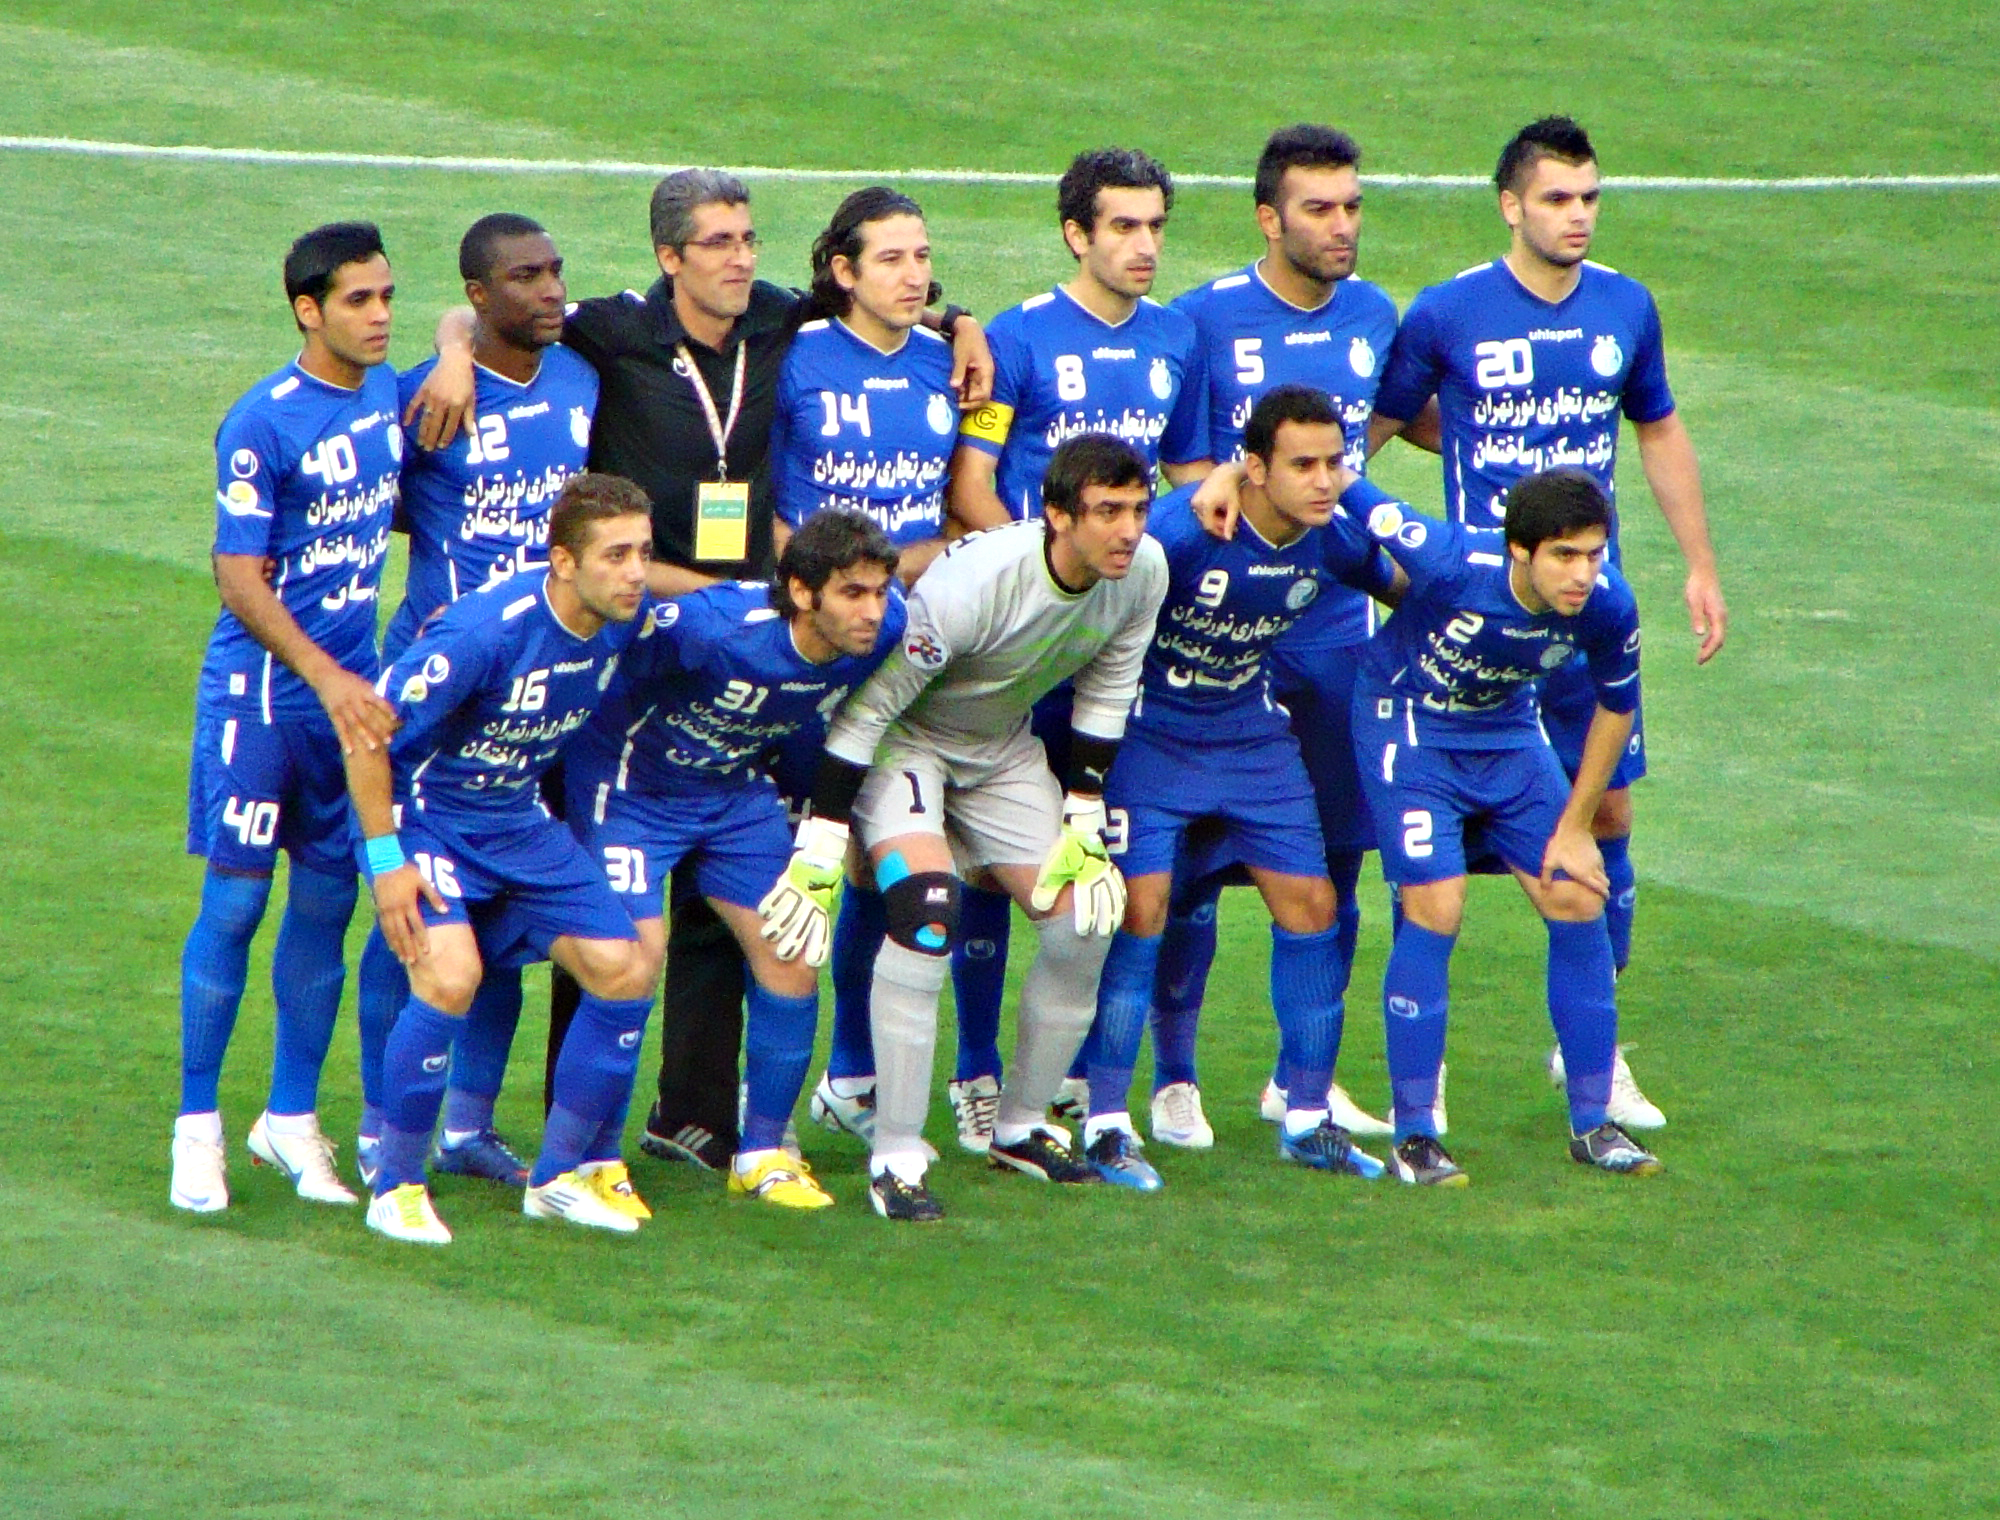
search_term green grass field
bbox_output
[2,6,1996,1516]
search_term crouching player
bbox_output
[1343,466,1663,1184]
[762,435,1168,1222]
[348,474,664,1244]
[566,510,904,1208]
[1080,386,1401,1188]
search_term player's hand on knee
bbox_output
[313,668,399,754]
[372,864,445,965]
[403,353,477,451]
[759,816,851,966]
[1032,793,1127,937]
[1540,823,1609,900]
[1190,461,1246,541]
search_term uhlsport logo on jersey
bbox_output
[1590,334,1624,377]
[1148,356,1172,400]
[422,653,452,685]
[617,1029,641,1049]
[1349,336,1377,378]
[926,392,955,435]
[230,447,259,479]
[570,405,591,448]
[1388,996,1422,1020]
[422,1054,448,1072]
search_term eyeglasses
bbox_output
[681,231,760,254]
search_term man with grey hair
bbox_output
[413,169,993,1174]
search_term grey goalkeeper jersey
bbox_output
[825,518,1168,766]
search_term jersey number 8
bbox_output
[1054,354,1087,402]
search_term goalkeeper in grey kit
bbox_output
[759,434,1169,1221]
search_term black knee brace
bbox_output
[883,872,962,955]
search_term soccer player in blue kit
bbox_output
[1081,387,1401,1189]
[1370,116,1728,1127]
[566,510,905,1210]
[1339,465,1665,1184]
[1145,124,1404,1147]
[350,475,662,1244]
[353,213,600,1191]
[771,188,958,587]
[171,223,401,1214]
[810,148,1209,1155]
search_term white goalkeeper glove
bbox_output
[759,815,850,966]
[1030,792,1126,937]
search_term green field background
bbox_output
[0,6,1994,1516]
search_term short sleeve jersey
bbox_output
[200,361,403,720]
[1171,265,1400,648]
[1133,486,1392,743]
[958,288,1206,519]
[1344,478,1640,751]
[379,572,654,823]
[1374,260,1674,560]
[574,580,908,795]
[770,320,957,546]
[393,346,598,633]
[825,518,1169,763]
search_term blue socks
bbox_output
[951,887,1010,1082]
[1270,923,1344,1114]
[533,994,654,1187]
[1084,931,1162,1120]
[742,982,820,1151]
[265,863,357,1116]
[1149,885,1219,1091]
[1600,834,1636,974]
[1547,917,1618,1133]
[441,968,523,1136]
[375,997,461,1191]
[178,868,273,1114]
[355,927,405,1138]
[827,885,885,1081]
[1383,923,1456,1140]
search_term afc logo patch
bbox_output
[903,631,947,671]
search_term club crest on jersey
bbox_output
[1285,578,1319,611]
[570,406,591,448]
[387,426,403,463]
[1590,334,1624,377]
[1349,336,1377,378]
[645,602,679,635]
[904,630,947,671]
[1540,644,1573,670]
[598,654,619,691]
[926,392,955,435]
[422,653,451,684]
[1148,357,1172,399]
[229,447,260,479]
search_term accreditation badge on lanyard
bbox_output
[679,340,751,563]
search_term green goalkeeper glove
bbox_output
[1030,792,1126,937]
[758,815,850,966]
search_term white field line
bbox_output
[5,135,1999,190]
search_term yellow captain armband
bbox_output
[959,400,1015,448]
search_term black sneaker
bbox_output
[1390,1134,1470,1187]
[869,1168,945,1222]
[1569,1121,1663,1176]
[989,1126,1094,1184]
[639,1106,734,1171]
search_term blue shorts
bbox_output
[398,807,637,960]
[1269,636,1376,854]
[1354,698,1573,887]
[1539,657,1647,787]
[567,773,794,917]
[185,706,353,877]
[1106,724,1327,881]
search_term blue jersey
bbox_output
[1132,485,1390,743]
[771,319,956,546]
[959,287,1205,518]
[380,572,655,823]
[1374,260,1674,554]
[1344,478,1640,751]
[573,580,907,795]
[199,361,402,719]
[1172,263,1400,649]
[390,347,598,653]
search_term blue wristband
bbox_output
[364,834,406,878]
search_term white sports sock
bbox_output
[870,1148,929,1185]
[262,1110,317,1137]
[1283,1107,1331,1138]
[1083,1112,1134,1146]
[734,1147,783,1177]
[175,1111,223,1145]
[993,1119,1037,1147]
[828,1074,874,1101]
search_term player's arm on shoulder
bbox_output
[1631,409,1726,663]
[402,306,478,449]
[1340,474,1449,586]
